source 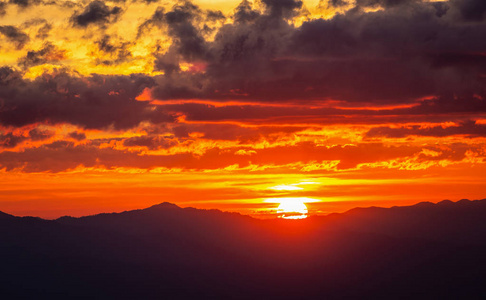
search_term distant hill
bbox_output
[319,198,486,245]
[2,199,486,299]
[0,210,14,220]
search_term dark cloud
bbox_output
[0,66,21,84]
[407,94,486,115]
[0,133,26,148]
[327,0,348,7]
[68,131,86,141]
[0,68,174,129]
[0,2,7,16]
[0,128,53,148]
[36,22,52,39]
[7,0,69,9]
[162,103,335,122]
[366,120,486,138]
[233,0,260,23]
[135,0,160,4]
[21,19,53,39]
[92,35,132,65]
[203,10,225,36]
[8,0,43,8]
[145,0,486,109]
[153,1,208,73]
[0,25,30,50]
[261,0,303,19]
[355,0,418,8]
[151,0,299,98]
[9,0,26,7]
[171,123,306,143]
[1,0,486,133]
[452,0,486,21]
[0,142,182,172]
[28,128,54,141]
[139,2,223,74]
[71,0,122,28]
[431,1,449,18]
[151,99,486,127]
[123,135,177,150]
[137,6,165,37]
[0,140,440,172]
[44,140,73,149]
[206,10,225,22]
[328,0,423,9]
[19,42,67,68]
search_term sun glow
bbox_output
[269,184,304,191]
[277,200,308,219]
[265,197,320,219]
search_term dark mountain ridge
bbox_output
[2,199,486,299]
[320,198,486,245]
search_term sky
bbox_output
[0,0,485,218]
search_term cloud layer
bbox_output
[0,0,485,217]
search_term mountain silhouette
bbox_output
[321,199,486,245]
[2,199,486,299]
[0,210,14,220]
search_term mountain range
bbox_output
[2,199,486,299]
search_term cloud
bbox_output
[0,132,26,148]
[142,0,486,108]
[261,0,303,19]
[233,0,260,23]
[137,2,224,74]
[152,1,209,74]
[8,0,43,8]
[170,123,306,142]
[366,120,486,138]
[21,18,53,40]
[354,0,419,8]
[71,0,123,28]
[4,0,485,110]
[0,2,6,16]
[19,42,67,68]
[452,0,486,21]
[0,139,451,172]
[137,6,166,37]
[0,25,30,50]
[206,10,225,23]
[90,35,132,65]
[0,128,53,148]
[123,135,178,150]
[407,94,486,115]
[0,68,174,129]
[135,0,160,4]
[28,128,54,141]
[67,131,86,141]
[0,0,485,158]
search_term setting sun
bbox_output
[277,200,308,219]
[264,197,320,219]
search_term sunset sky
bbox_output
[0,0,485,218]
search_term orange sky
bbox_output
[1,0,485,218]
